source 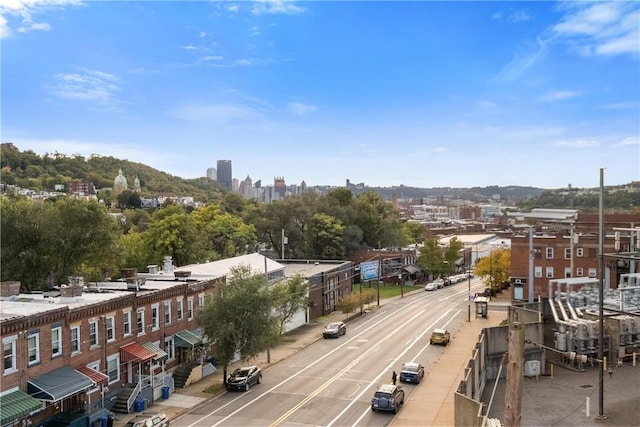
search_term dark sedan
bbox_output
[399,362,424,384]
[225,365,262,391]
[323,321,347,338]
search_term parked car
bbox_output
[323,321,347,338]
[225,365,262,391]
[399,362,424,384]
[430,328,451,346]
[371,384,405,413]
[124,412,169,427]
[425,282,438,291]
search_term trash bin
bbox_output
[99,415,108,427]
[162,386,170,400]
[107,416,114,427]
[134,398,145,412]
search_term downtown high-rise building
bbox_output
[216,160,232,190]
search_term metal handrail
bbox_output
[126,380,141,413]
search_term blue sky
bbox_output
[2,1,639,189]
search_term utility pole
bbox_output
[377,241,381,306]
[504,307,523,427]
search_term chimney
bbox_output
[147,264,159,274]
[120,268,138,279]
[162,256,174,273]
[60,279,84,298]
[0,281,21,297]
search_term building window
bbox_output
[164,301,171,325]
[105,316,115,342]
[546,267,554,278]
[588,268,597,278]
[177,299,183,320]
[27,333,40,365]
[3,335,17,375]
[187,298,194,320]
[123,311,131,336]
[51,326,62,358]
[151,304,159,331]
[564,267,571,278]
[534,266,542,278]
[198,293,205,309]
[107,354,120,384]
[546,248,554,259]
[137,309,145,335]
[534,248,542,259]
[87,361,100,392]
[89,319,98,346]
[576,248,584,257]
[577,267,584,277]
[564,248,571,259]
[71,325,80,354]
[164,336,175,361]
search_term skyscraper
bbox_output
[217,160,232,190]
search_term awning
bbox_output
[0,389,43,425]
[28,366,94,402]
[141,342,168,362]
[120,342,156,363]
[76,366,109,387]
[403,265,421,274]
[174,329,202,348]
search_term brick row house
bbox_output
[1,270,222,427]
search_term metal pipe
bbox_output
[597,167,607,420]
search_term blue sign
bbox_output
[360,260,380,281]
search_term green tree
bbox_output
[416,238,448,278]
[306,212,345,259]
[197,265,279,384]
[119,231,154,273]
[191,204,257,259]
[474,248,511,291]
[269,275,308,335]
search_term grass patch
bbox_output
[353,283,422,299]
[203,383,225,395]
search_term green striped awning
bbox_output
[141,341,168,362]
[0,389,43,425]
[174,329,202,348]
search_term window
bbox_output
[564,267,571,278]
[588,268,597,278]
[106,316,115,342]
[177,299,183,320]
[546,248,554,259]
[89,319,98,346]
[577,267,584,277]
[151,304,159,331]
[107,354,120,384]
[123,311,131,336]
[164,337,175,361]
[187,298,194,320]
[564,248,571,259]
[576,248,584,257]
[164,301,171,325]
[137,309,145,335]
[3,335,17,375]
[534,248,542,259]
[27,333,40,365]
[51,326,62,358]
[71,325,80,354]
[534,266,542,278]
[546,267,554,278]
[87,361,100,392]
[198,293,205,309]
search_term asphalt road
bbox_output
[171,278,488,427]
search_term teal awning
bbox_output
[28,366,93,402]
[142,341,168,362]
[0,389,43,425]
[174,329,202,348]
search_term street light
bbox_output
[466,244,472,322]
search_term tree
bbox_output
[269,275,308,335]
[305,212,345,259]
[191,204,257,259]
[474,248,511,291]
[197,265,279,384]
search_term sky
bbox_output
[2,1,639,189]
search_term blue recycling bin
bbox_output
[134,398,145,412]
[99,415,108,427]
[162,386,170,400]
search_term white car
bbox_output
[425,282,438,291]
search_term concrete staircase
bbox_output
[112,385,138,414]
[173,362,197,389]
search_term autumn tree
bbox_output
[197,265,279,384]
[474,248,511,291]
[269,275,308,335]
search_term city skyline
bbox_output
[2,1,639,189]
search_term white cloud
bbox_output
[509,11,531,23]
[553,2,640,57]
[492,12,503,20]
[46,69,121,106]
[180,45,197,51]
[286,102,317,116]
[600,101,637,110]
[554,139,600,148]
[615,136,640,147]
[251,0,304,16]
[170,103,263,124]
[433,147,448,153]
[0,0,81,39]
[494,37,549,83]
[539,90,581,102]
[477,100,496,108]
